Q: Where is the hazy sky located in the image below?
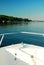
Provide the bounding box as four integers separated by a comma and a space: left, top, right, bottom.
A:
0, 0, 44, 20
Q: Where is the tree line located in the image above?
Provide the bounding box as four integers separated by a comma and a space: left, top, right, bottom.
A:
0, 15, 32, 25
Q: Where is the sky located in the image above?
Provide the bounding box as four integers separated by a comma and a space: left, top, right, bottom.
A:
0, 0, 44, 20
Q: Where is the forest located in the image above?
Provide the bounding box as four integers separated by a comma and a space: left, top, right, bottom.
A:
0, 15, 32, 25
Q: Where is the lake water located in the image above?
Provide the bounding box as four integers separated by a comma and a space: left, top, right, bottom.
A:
0, 21, 44, 34
0, 21, 44, 47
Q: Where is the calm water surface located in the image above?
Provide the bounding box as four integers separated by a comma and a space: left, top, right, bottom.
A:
0, 21, 44, 34
0, 21, 44, 47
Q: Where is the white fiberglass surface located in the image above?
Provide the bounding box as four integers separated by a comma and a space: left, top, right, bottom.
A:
3, 43, 44, 65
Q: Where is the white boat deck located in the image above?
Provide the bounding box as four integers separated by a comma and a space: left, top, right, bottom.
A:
0, 43, 44, 65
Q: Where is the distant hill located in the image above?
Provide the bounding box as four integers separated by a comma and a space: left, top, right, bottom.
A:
0, 15, 32, 25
